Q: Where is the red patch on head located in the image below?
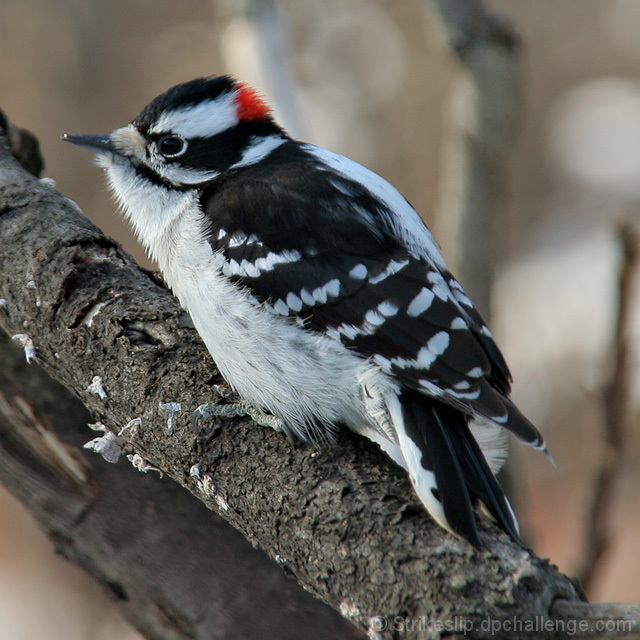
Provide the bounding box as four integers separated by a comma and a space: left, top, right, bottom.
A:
235, 83, 272, 121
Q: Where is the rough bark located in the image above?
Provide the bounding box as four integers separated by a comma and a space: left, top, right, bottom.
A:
0, 117, 361, 640
1, 118, 639, 640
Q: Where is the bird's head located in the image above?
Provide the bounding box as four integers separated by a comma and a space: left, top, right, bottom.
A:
62, 75, 286, 190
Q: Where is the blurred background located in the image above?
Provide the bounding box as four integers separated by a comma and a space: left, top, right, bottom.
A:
1, 0, 640, 638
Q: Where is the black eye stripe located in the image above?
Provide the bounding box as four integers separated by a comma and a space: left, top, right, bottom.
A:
133, 162, 190, 191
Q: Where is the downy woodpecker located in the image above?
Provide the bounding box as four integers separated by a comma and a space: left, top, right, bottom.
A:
63, 75, 548, 547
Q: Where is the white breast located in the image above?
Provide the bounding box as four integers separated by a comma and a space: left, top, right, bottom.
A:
103, 156, 381, 441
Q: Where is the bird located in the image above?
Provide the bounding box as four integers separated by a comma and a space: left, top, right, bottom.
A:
63, 75, 548, 547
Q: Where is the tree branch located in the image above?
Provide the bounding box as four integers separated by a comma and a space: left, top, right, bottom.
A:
578, 215, 640, 590
429, 0, 521, 320
0, 117, 638, 639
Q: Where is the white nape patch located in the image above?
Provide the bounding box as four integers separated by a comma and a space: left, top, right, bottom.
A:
469, 417, 509, 475
368, 259, 410, 285
349, 263, 368, 280
230, 135, 286, 169
306, 145, 449, 269
407, 287, 435, 317
150, 91, 239, 139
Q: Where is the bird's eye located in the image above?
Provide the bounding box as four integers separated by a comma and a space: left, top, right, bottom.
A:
157, 135, 187, 158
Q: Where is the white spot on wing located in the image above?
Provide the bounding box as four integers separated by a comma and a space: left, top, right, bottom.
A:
221, 249, 301, 278
273, 299, 289, 315
364, 309, 386, 327
416, 331, 450, 367
407, 287, 435, 317
453, 290, 474, 308
378, 301, 399, 317
300, 288, 315, 306
447, 387, 481, 401
286, 292, 303, 312
349, 263, 368, 279
371, 331, 450, 372
369, 259, 409, 285
312, 279, 340, 304
427, 271, 452, 301
228, 231, 247, 247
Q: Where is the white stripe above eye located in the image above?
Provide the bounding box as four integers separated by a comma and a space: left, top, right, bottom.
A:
149, 91, 239, 138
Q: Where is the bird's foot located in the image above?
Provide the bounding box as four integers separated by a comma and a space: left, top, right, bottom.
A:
192, 385, 287, 435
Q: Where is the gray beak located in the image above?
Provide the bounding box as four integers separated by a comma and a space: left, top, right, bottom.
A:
61, 133, 113, 153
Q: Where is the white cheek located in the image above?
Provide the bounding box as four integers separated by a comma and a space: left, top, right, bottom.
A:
159, 163, 219, 185
101, 157, 195, 264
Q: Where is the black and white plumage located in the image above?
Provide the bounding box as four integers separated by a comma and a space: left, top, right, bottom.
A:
63, 75, 548, 547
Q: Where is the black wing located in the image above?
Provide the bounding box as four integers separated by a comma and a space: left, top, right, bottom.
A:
200, 142, 542, 446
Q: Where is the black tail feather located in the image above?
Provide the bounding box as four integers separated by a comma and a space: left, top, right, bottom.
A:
446, 419, 522, 544
402, 393, 480, 547
400, 391, 521, 547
